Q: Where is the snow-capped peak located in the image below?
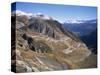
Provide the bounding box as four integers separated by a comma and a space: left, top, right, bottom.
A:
64, 18, 97, 25
33, 12, 52, 20
12, 10, 33, 17
66, 19, 84, 24
12, 10, 52, 20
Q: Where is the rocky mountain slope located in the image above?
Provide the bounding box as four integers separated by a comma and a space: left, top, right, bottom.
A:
11, 11, 97, 73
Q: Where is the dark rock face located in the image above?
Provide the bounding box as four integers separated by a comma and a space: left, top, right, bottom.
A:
80, 29, 97, 54
22, 34, 35, 51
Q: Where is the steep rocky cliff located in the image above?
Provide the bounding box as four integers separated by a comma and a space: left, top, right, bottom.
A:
11, 12, 97, 73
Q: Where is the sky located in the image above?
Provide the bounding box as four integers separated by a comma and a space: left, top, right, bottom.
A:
12, 2, 97, 23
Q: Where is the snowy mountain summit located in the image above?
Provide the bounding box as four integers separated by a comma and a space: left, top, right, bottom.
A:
12, 10, 52, 20
66, 19, 84, 24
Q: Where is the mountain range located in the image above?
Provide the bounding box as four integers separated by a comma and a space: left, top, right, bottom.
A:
63, 19, 97, 36
11, 10, 97, 73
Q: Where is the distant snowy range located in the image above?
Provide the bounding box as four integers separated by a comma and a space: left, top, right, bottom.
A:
63, 19, 97, 36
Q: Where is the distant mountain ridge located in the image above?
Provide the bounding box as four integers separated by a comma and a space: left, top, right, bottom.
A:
63, 19, 97, 36
65, 19, 97, 24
